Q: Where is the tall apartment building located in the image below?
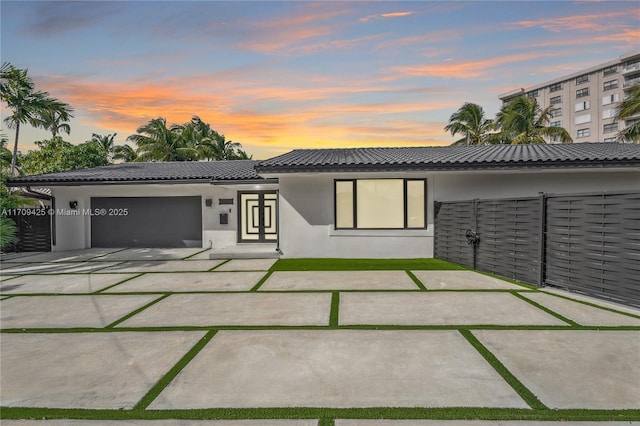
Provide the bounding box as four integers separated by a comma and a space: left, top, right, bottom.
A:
499, 51, 640, 143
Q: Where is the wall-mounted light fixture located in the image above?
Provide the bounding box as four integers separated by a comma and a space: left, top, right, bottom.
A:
69, 201, 78, 209
205, 198, 213, 207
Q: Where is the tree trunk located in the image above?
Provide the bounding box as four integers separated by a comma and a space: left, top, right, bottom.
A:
10, 122, 20, 177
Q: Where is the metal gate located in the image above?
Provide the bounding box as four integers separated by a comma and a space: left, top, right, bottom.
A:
435, 191, 640, 307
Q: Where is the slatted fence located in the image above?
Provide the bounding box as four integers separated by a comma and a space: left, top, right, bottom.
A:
2, 208, 52, 252
435, 191, 640, 307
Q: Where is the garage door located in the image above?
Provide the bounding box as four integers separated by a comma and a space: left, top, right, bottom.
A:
91, 196, 202, 248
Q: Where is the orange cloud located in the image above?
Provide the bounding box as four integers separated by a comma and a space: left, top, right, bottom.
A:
521, 28, 640, 49
34, 73, 457, 159
359, 10, 414, 22
389, 52, 558, 80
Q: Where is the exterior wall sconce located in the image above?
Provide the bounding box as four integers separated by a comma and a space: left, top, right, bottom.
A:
205, 199, 213, 207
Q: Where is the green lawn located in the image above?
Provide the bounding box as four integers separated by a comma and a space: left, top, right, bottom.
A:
271, 258, 467, 271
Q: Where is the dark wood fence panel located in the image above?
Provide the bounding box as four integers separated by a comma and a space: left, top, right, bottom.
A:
3, 209, 52, 252
476, 197, 542, 285
434, 201, 475, 269
435, 191, 640, 307
545, 192, 640, 306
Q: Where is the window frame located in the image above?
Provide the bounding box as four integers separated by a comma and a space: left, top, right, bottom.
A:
602, 65, 618, 76
334, 178, 427, 230
576, 128, 590, 138
550, 107, 562, 117
576, 87, 589, 98
549, 83, 563, 93
575, 74, 589, 85
603, 122, 619, 133
603, 80, 618, 91
550, 95, 562, 105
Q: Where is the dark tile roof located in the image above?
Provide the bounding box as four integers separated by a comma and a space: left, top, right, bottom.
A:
8, 160, 263, 186
256, 143, 640, 173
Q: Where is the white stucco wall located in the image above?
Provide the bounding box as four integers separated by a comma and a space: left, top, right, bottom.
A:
49, 183, 241, 251
276, 168, 639, 259
277, 173, 434, 259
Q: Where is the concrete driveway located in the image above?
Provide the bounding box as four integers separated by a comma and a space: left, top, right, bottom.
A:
1, 248, 639, 423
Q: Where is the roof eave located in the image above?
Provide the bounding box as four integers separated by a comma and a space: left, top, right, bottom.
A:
6, 177, 219, 187
255, 160, 640, 174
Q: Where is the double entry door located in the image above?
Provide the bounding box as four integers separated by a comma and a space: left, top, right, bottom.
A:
238, 191, 278, 243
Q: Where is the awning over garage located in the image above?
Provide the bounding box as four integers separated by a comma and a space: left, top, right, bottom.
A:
91, 196, 202, 248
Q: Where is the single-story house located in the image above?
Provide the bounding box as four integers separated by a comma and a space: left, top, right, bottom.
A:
7, 143, 640, 259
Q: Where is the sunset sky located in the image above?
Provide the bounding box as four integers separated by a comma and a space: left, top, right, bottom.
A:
2, 1, 639, 159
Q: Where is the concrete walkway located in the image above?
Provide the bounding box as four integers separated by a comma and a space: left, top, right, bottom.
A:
1, 251, 639, 422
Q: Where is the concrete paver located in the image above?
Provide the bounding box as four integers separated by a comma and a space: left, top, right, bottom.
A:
214, 259, 278, 271
104, 272, 265, 292
473, 330, 640, 409
0, 294, 158, 328
1, 263, 26, 273
8, 248, 123, 263
521, 292, 640, 326
1, 261, 122, 274
0, 331, 205, 408
118, 293, 332, 327
0, 273, 139, 294
411, 271, 525, 290
339, 292, 566, 326
93, 248, 204, 261
151, 329, 527, 409
97, 260, 224, 273
541, 287, 640, 316
0, 252, 44, 261
260, 271, 418, 291
336, 422, 640, 426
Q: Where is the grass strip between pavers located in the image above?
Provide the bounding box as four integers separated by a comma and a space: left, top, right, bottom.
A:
94, 272, 146, 294
459, 329, 547, 410
209, 259, 231, 271
134, 329, 217, 409
250, 270, 274, 291
318, 418, 335, 426
104, 294, 170, 328
182, 247, 213, 260
271, 258, 466, 271
540, 290, 640, 319
2, 407, 639, 421
330, 292, 340, 328
511, 292, 580, 326
406, 270, 427, 290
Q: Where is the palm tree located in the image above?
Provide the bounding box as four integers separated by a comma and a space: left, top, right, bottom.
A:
205, 135, 242, 160
1, 63, 52, 175
494, 95, 572, 144
127, 117, 199, 161
90, 133, 117, 160
445, 103, 495, 145
37, 104, 74, 137
233, 149, 252, 160
615, 83, 640, 143
112, 144, 139, 162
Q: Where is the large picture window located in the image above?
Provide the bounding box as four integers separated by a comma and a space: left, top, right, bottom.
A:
334, 179, 426, 229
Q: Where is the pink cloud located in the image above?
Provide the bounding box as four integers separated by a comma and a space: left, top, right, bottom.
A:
515, 10, 633, 32
389, 52, 558, 80
359, 10, 414, 22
